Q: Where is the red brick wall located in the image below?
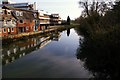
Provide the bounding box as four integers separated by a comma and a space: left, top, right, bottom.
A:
17, 20, 35, 33
0, 27, 18, 37
1, 28, 8, 37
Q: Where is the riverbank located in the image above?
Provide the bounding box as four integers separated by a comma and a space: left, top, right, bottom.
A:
1, 25, 77, 45
76, 1, 120, 79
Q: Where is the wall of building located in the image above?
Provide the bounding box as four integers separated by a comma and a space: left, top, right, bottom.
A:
0, 4, 62, 37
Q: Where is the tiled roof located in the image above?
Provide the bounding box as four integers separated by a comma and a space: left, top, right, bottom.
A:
2, 6, 35, 20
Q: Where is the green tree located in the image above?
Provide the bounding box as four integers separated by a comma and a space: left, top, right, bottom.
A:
67, 16, 70, 25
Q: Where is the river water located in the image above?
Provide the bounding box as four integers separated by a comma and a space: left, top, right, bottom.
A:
2, 28, 92, 78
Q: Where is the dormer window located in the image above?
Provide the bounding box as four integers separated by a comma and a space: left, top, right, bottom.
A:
16, 11, 19, 16
20, 12, 23, 16
7, 10, 11, 15
0, 10, 4, 15
12, 20, 16, 24
8, 12, 11, 15
34, 13, 37, 18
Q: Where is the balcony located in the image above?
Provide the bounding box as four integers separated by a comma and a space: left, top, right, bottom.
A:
40, 21, 50, 25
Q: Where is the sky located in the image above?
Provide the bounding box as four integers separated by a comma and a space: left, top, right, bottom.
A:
1, 0, 82, 20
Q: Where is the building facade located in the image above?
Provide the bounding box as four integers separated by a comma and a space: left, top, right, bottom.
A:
50, 14, 62, 25
0, 1, 62, 37
0, 7, 17, 37
38, 10, 50, 31
0, 6, 38, 37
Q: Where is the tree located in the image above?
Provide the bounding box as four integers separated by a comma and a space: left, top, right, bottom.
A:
79, 0, 113, 17
67, 16, 70, 25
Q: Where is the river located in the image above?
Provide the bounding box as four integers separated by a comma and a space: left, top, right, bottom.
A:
2, 28, 92, 78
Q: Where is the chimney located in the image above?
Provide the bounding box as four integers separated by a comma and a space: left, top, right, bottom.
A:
2, 0, 10, 4
33, 2, 36, 10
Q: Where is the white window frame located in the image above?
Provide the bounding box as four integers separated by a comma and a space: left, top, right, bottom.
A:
12, 19, 16, 24
20, 12, 23, 16
6, 21, 7, 24
0, 28, 2, 33
0, 9, 4, 15
3, 28, 6, 33
8, 28, 10, 33
26, 26, 29, 30
7, 10, 11, 15
11, 28, 14, 32
16, 11, 19, 16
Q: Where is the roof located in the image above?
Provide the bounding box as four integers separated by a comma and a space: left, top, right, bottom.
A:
2, 6, 35, 20
2, 6, 33, 12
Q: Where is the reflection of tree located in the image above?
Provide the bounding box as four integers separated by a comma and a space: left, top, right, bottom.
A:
76, 34, 120, 79
67, 28, 70, 36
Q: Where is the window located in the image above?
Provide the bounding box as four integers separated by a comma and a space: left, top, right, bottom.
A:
20, 20, 23, 23
8, 28, 10, 33
11, 28, 14, 32
3, 28, 6, 33
6, 21, 7, 24
0, 10, 4, 15
26, 27, 28, 30
12, 20, 14, 24
34, 13, 37, 18
2, 17, 4, 20
20, 12, 23, 16
5, 10, 7, 14
7, 11, 11, 15
0, 28, 2, 33
16, 11, 19, 16
12, 19, 16, 24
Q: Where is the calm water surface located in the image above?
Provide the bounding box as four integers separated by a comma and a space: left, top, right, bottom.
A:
2, 28, 92, 78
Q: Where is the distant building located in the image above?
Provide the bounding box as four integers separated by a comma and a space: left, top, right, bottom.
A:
50, 14, 61, 25
38, 10, 50, 31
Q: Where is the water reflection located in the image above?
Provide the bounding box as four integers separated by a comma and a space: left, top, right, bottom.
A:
2, 31, 61, 65
76, 34, 120, 79
67, 28, 70, 36
2, 28, 92, 78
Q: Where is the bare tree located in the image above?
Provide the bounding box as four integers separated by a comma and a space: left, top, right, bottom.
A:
79, 0, 113, 17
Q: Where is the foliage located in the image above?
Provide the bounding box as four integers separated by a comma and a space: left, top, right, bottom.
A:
67, 16, 71, 25
76, 0, 120, 79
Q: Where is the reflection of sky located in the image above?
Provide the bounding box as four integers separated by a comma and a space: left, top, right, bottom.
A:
3, 29, 92, 78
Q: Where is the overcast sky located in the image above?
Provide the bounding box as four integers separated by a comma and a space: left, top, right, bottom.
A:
3, 0, 82, 20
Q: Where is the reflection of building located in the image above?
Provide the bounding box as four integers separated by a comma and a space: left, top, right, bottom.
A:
52, 32, 61, 41
2, 33, 57, 65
